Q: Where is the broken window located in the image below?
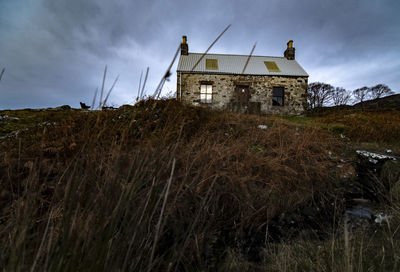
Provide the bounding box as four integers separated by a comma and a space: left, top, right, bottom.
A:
264, 61, 281, 72
200, 84, 212, 103
272, 87, 284, 106
205, 59, 219, 70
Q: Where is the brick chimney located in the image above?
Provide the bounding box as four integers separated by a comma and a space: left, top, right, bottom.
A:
180, 35, 188, 55
284, 40, 295, 60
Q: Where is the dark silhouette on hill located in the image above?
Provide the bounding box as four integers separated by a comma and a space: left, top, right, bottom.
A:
80, 102, 90, 110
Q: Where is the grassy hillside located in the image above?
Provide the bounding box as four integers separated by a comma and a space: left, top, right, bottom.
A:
1, 100, 400, 271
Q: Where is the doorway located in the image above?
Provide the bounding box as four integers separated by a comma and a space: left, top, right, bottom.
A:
234, 85, 250, 103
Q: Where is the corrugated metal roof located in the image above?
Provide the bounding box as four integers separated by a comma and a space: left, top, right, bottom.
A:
177, 52, 308, 77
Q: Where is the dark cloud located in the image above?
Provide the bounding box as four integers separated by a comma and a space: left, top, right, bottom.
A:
1, 0, 399, 109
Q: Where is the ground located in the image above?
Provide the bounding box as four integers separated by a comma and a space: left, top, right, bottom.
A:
1, 100, 400, 271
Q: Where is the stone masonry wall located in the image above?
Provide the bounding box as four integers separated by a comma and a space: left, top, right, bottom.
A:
177, 73, 308, 115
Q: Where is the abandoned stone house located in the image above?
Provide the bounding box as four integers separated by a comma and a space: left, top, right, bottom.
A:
176, 36, 309, 115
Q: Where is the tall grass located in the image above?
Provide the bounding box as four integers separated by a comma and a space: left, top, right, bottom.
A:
1, 99, 398, 270
218, 204, 400, 271
314, 110, 400, 142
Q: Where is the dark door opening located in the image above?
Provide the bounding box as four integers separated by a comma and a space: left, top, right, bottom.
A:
230, 85, 260, 114
235, 85, 250, 103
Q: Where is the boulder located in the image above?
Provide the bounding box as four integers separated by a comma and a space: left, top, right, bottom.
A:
56, 105, 71, 111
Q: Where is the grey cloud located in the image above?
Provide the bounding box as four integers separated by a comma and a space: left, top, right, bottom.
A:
1, 0, 399, 109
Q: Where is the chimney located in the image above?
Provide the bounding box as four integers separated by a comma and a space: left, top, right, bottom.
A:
180, 35, 188, 55
284, 40, 295, 60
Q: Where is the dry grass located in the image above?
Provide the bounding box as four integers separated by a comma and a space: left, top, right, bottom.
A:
0, 99, 350, 271
313, 110, 400, 143
218, 201, 400, 272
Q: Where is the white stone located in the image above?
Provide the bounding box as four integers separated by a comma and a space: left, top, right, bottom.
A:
356, 150, 396, 161
374, 213, 392, 224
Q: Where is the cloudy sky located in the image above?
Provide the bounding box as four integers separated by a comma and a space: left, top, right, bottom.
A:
1, 0, 399, 109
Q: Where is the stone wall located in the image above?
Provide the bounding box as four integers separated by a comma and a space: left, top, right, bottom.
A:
177, 73, 308, 115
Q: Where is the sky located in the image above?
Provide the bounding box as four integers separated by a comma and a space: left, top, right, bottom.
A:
1, 0, 399, 109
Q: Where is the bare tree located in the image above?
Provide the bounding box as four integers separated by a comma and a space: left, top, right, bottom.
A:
370, 84, 394, 99
353, 86, 371, 106
331, 87, 351, 106
307, 82, 334, 109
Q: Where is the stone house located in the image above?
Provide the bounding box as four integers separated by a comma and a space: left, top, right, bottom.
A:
176, 36, 309, 115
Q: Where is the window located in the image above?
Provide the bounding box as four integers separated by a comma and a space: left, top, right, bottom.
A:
272, 87, 284, 106
200, 84, 212, 103
205, 59, 219, 70
264, 61, 281, 72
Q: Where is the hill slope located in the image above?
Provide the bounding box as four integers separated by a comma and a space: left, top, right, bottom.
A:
1, 99, 399, 271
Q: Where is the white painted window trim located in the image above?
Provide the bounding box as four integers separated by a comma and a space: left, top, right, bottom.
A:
200, 84, 212, 103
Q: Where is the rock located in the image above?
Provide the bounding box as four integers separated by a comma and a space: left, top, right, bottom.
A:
56, 105, 71, 110
356, 150, 396, 164
344, 201, 376, 233
0, 115, 19, 120
80, 102, 90, 110
346, 204, 372, 220
374, 213, 392, 224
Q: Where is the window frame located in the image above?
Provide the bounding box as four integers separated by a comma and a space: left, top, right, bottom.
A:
264, 61, 281, 72
200, 84, 213, 103
272, 86, 285, 106
205, 59, 219, 70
